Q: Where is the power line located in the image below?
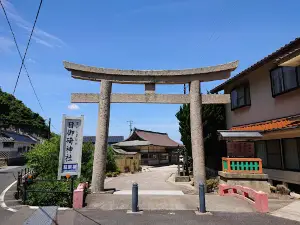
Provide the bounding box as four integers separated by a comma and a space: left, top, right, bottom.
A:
0, 0, 59, 134
1, 0, 44, 111
12, 0, 43, 95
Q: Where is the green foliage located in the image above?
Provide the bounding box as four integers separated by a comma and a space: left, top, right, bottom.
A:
81, 141, 94, 181
26, 136, 60, 178
106, 146, 117, 172
0, 88, 48, 137
176, 102, 227, 170
175, 104, 192, 157
25, 136, 119, 206
26, 180, 72, 207
26, 137, 118, 180
26, 138, 95, 181
206, 178, 219, 193
106, 172, 112, 177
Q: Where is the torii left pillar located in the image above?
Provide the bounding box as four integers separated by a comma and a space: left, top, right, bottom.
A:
91, 80, 112, 192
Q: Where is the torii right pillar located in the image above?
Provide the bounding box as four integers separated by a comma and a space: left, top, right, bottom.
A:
190, 80, 206, 190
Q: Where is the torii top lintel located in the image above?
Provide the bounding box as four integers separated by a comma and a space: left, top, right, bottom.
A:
63, 60, 238, 84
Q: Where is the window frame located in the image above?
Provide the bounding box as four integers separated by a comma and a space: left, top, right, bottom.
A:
270, 66, 300, 97
281, 138, 300, 172
3, 142, 14, 148
230, 82, 251, 110
255, 138, 300, 172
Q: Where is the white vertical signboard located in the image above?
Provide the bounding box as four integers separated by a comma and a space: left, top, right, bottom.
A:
57, 115, 84, 180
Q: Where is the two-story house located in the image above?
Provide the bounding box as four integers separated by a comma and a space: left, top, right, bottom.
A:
211, 38, 300, 188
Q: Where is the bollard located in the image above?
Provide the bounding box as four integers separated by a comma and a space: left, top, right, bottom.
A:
198, 182, 206, 213
132, 183, 138, 212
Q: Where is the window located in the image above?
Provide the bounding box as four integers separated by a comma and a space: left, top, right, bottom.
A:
255, 138, 300, 171
282, 67, 297, 90
231, 83, 251, 110
3, 142, 14, 148
255, 141, 268, 167
282, 138, 300, 171
160, 153, 169, 160
270, 66, 299, 96
266, 140, 282, 169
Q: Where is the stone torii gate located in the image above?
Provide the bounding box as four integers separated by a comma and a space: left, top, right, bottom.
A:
63, 60, 238, 193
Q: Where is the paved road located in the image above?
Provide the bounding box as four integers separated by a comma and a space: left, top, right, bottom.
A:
4, 207, 300, 225
0, 166, 22, 225
105, 165, 183, 191
62, 209, 300, 225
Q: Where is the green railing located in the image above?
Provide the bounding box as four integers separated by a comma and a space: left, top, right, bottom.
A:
222, 157, 262, 174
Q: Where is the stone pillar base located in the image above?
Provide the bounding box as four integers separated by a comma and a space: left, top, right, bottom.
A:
218, 171, 270, 194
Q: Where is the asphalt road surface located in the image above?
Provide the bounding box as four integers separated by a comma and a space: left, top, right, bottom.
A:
0, 166, 22, 225
60, 209, 300, 225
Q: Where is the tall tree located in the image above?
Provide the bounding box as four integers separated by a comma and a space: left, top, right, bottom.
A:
176, 103, 227, 170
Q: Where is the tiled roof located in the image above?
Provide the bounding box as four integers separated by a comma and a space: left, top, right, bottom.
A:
211, 37, 300, 93
1, 131, 37, 144
125, 128, 180, 147
83, 136, 124, 144
112, 147, 138, 155
230, 115, 300, 132
0, 137, 14, 142
113, 140, 151, 147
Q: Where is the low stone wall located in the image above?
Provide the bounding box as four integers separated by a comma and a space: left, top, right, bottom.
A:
218, 171, 270, 194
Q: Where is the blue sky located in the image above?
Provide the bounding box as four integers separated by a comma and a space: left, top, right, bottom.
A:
0, 0, 299, 142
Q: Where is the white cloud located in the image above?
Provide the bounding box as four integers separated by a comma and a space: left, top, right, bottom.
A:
0, 36, 14, 52
1, 0, 64, 48
68, 104, 80, 110
27, 58, 36, 63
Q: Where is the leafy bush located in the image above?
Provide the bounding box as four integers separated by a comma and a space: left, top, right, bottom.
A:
25, 137, 118, 206
106, 146, 117, 172
25, 180, 73, 207
112, 172, 118, 177
206, 178, 219, 193
26, 136, 60, 178
106, 172, 112, 177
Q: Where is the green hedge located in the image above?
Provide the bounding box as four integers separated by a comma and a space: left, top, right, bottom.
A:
25, 180, 73, 207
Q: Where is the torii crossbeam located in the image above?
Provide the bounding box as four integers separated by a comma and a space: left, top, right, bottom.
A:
63, 60, 238, 193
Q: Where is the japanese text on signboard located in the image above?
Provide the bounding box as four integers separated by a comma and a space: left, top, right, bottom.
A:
64, 120, 81, 164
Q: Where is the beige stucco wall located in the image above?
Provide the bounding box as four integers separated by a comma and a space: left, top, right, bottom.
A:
225, 61, 300, 129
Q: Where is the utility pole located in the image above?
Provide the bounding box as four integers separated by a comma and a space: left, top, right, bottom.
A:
48, 118, 51, 140
127, 120, 133, 135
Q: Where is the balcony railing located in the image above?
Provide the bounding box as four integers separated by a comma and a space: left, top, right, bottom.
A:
222, 157, 263, 174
